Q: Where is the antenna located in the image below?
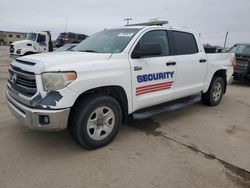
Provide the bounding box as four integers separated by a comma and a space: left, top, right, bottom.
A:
224, 31, 229, 48
124, 18, 132, 25
64, 17, 68, 32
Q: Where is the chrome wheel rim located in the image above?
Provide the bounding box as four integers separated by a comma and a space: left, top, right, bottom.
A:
87, 106, 115, 141
212, 82, 222, 102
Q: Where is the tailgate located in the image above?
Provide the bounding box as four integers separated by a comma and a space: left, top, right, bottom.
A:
234, 55, 250, 74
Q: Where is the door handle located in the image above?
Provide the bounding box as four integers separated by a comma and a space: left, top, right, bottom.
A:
199, 59, 207, 63
134, 66, 142, 71
166, 62, 176, 66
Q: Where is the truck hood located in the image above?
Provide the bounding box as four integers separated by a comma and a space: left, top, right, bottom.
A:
12, 40, 35, 48
14, 51, 112, 74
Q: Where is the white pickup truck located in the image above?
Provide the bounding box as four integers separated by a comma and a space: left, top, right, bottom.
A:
7, 25, 235, 149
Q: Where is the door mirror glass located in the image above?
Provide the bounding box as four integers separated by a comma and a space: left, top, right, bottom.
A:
132, 43, 162, 59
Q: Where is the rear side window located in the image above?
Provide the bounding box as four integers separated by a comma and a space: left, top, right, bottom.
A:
173, 31, 198, 55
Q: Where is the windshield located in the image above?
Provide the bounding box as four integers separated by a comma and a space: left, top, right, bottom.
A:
228, 44, 250, 55
26, 33, 37, 41
72, 28, 140, 53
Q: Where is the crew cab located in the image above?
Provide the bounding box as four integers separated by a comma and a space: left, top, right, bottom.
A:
6, 25, 235, 149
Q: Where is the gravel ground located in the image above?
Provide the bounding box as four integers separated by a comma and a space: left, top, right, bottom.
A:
0, 46, 249, 188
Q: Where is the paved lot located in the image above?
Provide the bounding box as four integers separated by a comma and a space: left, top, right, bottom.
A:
0, 46, 250, 188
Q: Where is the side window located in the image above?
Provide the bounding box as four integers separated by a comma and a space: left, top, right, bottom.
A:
173, 31, 198, 55
134, 30, 170, 57
37, 34, 46, 43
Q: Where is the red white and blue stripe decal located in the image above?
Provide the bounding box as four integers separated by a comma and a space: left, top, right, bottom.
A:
136, 81, 174, 96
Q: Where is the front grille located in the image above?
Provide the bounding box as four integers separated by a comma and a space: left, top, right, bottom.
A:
235, 59, 249, 74
8, 65, 37, 97
10, 45, 14, 53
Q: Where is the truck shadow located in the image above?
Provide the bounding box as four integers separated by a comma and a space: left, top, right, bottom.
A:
232, 80, 250, 87
126, 101, 204, 136
11, 99, 209, 156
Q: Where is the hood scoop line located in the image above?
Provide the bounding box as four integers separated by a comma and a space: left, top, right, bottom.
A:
16, 59, 36, 66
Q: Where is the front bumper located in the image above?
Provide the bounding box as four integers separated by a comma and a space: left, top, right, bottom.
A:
10, 54, 21, 60
6, 91, 70, 131
233, 72, 250, 80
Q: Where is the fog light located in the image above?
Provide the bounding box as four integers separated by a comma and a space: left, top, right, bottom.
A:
39, 115, 50, 125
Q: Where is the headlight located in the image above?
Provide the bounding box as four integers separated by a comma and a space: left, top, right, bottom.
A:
42, 72, 77, 91
16, 49, 21, 54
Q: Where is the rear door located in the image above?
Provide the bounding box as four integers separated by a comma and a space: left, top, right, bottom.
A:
130, 30, 177, 111
171, 31, 207, 98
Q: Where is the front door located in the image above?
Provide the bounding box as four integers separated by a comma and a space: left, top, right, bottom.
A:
36, 34, 48, 53
130, 30, 177, 111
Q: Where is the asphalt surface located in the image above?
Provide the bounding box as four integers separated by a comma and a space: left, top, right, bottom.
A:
0, 46, 250, 188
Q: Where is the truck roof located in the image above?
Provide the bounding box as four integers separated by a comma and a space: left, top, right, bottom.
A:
114, 25, 196, 34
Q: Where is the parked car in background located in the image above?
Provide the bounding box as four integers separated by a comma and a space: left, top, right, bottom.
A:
56, 43, 77, 51
228, 43, 250, 81
55, 32, 88, 47
204, 44, 224, 53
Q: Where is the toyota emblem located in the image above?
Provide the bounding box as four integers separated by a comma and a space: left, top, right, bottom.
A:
10, 73, 17, 84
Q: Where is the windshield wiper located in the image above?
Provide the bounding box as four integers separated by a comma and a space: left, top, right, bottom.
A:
78, 50, 99, 53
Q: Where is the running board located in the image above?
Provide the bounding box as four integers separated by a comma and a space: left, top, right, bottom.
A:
132, 95, 201, 120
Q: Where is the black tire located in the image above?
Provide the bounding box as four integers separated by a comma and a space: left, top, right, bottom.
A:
202, 76, 225, 106
69, 94, 122, 150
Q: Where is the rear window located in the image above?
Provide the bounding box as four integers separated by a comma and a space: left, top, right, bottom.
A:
173, 31, 198, 55
228, 44, 250, 55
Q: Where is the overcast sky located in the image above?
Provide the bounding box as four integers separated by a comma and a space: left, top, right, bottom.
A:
1, 0, 250, 47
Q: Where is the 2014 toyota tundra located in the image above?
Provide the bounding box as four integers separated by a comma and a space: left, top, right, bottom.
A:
6, 25, 235, 149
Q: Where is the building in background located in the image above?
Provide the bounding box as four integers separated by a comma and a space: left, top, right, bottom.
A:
0, 31, 27, 46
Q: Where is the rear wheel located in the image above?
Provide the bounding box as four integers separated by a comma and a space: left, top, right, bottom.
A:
202, 77, 225, 106
69, 94, 122, 149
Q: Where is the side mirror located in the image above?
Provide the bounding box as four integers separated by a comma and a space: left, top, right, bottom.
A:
132, 43, 162, 59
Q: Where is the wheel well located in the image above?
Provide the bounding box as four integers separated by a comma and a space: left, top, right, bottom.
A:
72, 86, 129, 123
213, 69, 227, 93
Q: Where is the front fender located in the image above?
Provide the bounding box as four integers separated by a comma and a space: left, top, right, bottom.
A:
21, 47, 37, 55
203, 66, 227, 93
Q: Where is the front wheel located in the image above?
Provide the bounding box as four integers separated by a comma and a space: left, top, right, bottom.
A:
69, 95, 122, 149
202, 77, 225, 106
